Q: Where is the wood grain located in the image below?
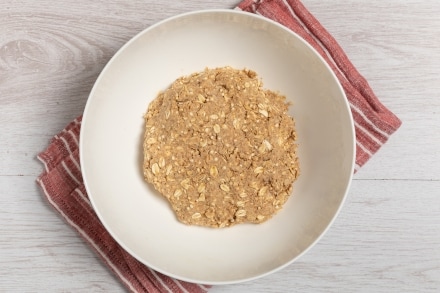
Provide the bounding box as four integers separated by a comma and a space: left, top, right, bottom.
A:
1, 0, 439, 292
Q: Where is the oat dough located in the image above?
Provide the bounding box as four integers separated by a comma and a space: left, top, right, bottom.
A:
143, 67, 299, 228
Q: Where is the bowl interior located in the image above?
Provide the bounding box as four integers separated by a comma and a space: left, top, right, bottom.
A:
81, 10, 355, 284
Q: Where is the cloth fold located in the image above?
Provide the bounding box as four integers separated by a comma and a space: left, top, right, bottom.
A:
37, 1, 401, 292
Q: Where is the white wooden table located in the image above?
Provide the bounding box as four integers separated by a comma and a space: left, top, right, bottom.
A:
1, 1, 439, 292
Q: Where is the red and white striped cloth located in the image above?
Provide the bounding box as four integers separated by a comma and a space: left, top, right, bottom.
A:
37, 1, 401, 292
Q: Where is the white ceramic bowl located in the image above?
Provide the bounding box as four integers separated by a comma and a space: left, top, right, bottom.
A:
80, 10, 355, 284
